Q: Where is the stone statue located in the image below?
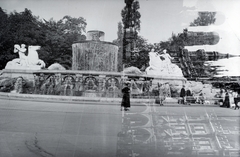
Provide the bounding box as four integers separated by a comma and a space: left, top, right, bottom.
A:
145, 49, 183, 77
159, 49, 174, 71
159, 49, 173, 65
5, 45, 46, 70
14, 44, 28, 66
148, 49, 162, 70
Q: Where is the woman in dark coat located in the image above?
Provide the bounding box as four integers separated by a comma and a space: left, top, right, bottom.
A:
223, 90, 230, 108
121, 82, 131, 111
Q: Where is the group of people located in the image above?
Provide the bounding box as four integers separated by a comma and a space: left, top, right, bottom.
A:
218, 89, 240, 110
179, 85, 200, 105
121, 82, 240, 110
179, 85, 240, 110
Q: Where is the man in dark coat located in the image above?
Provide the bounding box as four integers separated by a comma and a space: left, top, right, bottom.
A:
180, 85, 186, 104
121, 82, 131, 111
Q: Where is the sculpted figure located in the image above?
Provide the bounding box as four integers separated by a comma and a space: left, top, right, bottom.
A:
14, 44, 28, 66
145, 49, 183, 77
159, 49, 173, 71
5, 45, 46, 70
159, 49, 173, 65
148, 49, 162, 70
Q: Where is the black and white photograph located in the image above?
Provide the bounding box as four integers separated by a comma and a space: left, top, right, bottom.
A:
0, 0, 240, 156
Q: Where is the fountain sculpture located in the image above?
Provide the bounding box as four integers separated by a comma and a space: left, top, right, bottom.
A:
145, 49, 184, 77
5, 45, 45, 70
0, 30, 186, 99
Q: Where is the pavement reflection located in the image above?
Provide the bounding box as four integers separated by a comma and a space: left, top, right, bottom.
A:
117, 103, 240, 157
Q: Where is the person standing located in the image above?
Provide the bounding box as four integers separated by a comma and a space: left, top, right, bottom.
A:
234, 91, 240, 110
186, 88, 192, 105
223, 89, 230, 108
121, 82, 131, 111
180, 85, 186, 104
156, 83, 165, 106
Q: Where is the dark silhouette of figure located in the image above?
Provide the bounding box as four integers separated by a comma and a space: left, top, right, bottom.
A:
180, 85, 186, 104
186, 89, 193, 105
223, 90, 230, 108
121, 82, 131, 111
234, 91, 240, 110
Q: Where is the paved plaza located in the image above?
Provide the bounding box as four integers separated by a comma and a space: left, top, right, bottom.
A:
0, 97, 239, 157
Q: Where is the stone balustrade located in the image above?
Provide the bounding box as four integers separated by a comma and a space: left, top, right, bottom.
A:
30, 70, 186, 98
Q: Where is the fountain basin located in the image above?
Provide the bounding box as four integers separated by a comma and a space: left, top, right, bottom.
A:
72, 41, 118, 72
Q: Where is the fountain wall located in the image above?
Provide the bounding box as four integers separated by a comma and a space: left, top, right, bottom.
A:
0, 30, 187, 99
0, 69, 186, 98
72, 30, 118, 72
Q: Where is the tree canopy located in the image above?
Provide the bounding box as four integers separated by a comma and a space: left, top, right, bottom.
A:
190, 12, 216, 26
0, 7, 87, 70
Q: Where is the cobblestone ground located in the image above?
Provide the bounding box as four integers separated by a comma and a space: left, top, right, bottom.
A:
0, 98, 239, 157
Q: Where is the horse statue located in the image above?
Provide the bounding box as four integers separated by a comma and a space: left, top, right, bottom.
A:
5, 44, 46, 70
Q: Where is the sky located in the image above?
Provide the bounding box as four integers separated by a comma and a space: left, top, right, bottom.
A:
1, 0, 240, 44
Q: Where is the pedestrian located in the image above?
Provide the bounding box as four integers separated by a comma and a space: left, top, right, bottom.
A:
186, 88, 192, 105
180, 85, 186, 104
121, 82, 131, 111
234, 91, 240, 110
220, 89, 226, 107
229, 90, 235, 108
157, 83, 165, 106
223, 89, 230, 108
199, 92, 205, 104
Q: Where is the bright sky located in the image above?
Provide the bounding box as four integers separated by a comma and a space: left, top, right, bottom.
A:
1, 0, 240, 44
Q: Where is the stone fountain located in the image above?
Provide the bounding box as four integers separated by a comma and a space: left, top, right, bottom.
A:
72, 30, 118, 72
0, 30, 186, 99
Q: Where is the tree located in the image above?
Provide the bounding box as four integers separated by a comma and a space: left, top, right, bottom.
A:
40, 16, 87, 69
129, 36, 152, 70
0, 8, 87, 70
121, 0, 141, 66
0, 8, 46, 69
121, 0, 141, 32
59, 16, 87, 34
0, 7, 12, 69
190, 12, 216, 26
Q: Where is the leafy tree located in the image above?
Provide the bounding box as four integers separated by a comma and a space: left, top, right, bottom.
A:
59, 16, 87, 34
0, 8, 46, 69
0, 7, 12, 69
37, 18, 65, 67
0, 8, 87, 70
130, 36, 152, 70
121, 0, 141, 32
190, 12, 216, 26
40, 16, 87, 69
121, 0, 141, 66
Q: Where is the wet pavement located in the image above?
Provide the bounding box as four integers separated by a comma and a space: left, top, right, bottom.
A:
0, 98, 239, 157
